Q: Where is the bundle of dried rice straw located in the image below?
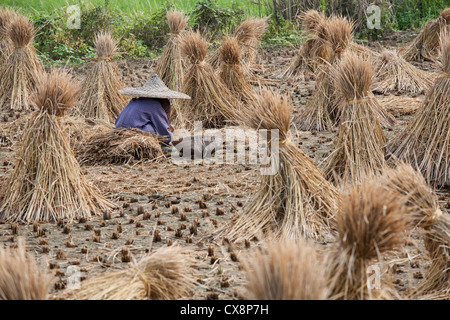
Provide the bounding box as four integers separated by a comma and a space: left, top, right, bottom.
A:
301, 9, 326, 35
179, 31, 241, 129
154, 10, 188, 126
400, 8, 450, 62
209, 17, 268, 84
212, 90, 339, 242
0, 69, 115, 223
64, 246, 192, 300
278, 10, 329, 79
0, 7, 17, 70
240, 17, 269, 76
0, 14, 43, 112
219, 36, 259, 107
76, 127, 166, 165
279, 37, 331, 80
380, 163, 449, 296
373, 49, 435, 95
324, 54, 390, 185
389, 32, 450, 187
326, 179, 408, 300
243, 240, 330, 300
0, 239, 51, 300
209, 17, 263, 69
295, 16, 354, 131
76, 31, 129, 122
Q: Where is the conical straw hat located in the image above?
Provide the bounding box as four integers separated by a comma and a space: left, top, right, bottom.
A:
119, 74, 190, 99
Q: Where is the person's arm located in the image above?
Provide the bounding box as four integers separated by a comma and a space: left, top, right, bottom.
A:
147, 101, 173, 144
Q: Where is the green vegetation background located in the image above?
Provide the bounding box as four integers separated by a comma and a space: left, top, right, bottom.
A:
2, 0, 448, 65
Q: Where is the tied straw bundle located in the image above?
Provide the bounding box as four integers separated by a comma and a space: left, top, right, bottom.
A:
295, 16, 355, 131
0, 239, 51, 300
324, 54, 390, 185
380, 163, 449, 296
64, 246, 192, 300
0, 7, 17, 70
76, 31, 129, 123
0, 14, 43, 112
278, 9, 330, 79
326, 179, 409, 300
0, 69, 115, 223
243, 240, 330, 300
212, 90, 339, 242
389, 31, 450, 187
209, 17, 267, 69
400, 8, 450, 62
154, 10, 188, 126
219, 36, 259, 107
209, 17, 268, 84
178, 31, 241, 129
240, 16, 269, 79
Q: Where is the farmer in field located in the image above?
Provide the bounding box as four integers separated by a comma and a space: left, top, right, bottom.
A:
116, 74, 190, 145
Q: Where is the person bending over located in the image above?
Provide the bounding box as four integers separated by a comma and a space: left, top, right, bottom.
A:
116, 74, 190, 145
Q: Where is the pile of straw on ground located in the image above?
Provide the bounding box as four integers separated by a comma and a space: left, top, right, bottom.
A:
0, 115, 29, 147
63, 116, 113, 147
243, 240, 330, 300
0, 69, 115, 223
381, 163, 449, 296
295, 16, 354, 131
76, 127, 165, 165
213, 90, 339, 242
178, 31, 241, 129
0, 14, 42, 112
326, 179, 408, 300
373, 49, 435, 95
377, 95, 423, 116
389, 33, 450, 187
64, 246, 192, 300
218, 36, 259, 107
76, 31, 129, 122
324, 54, 388, 185
400, 8, 450, 62
0, 239, 51, 300
0, 8, 17, 70
154, 10, 188, 126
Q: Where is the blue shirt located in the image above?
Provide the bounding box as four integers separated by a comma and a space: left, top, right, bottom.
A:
115, 98, 173, 144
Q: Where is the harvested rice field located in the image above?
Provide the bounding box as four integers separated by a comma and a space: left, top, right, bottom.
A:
0, 8, 449, 301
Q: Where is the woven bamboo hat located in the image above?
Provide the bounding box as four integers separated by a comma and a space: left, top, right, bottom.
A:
119, 74, 191, 99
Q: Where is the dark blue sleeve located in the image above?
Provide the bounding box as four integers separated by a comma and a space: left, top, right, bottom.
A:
147, 102, 173, 144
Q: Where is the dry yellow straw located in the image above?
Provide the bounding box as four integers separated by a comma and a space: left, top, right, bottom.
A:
0, 69, 115, 223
